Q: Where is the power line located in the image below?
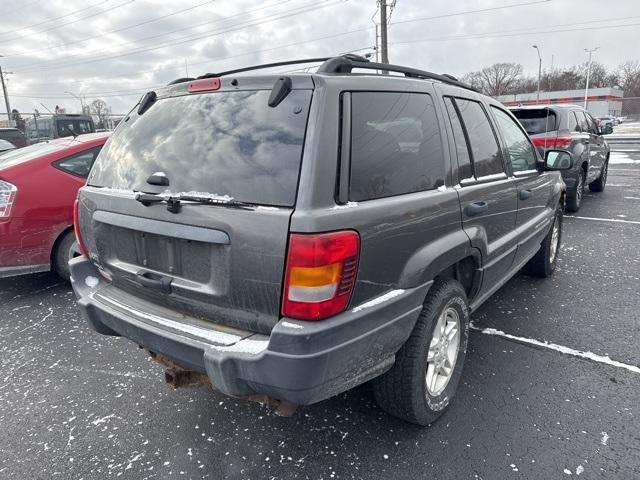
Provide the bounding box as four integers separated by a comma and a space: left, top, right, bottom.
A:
393, 19, 640, 45
389, 0, 551, 26
1, 0, 230, 58
10, 0, 348, 73
4, 0, 134, 42
0, 0, 109, 37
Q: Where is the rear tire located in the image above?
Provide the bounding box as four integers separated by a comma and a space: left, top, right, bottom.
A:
52, 230, 77, 281
523, 204, 563, 278
565, 170, 584, 213
589, 160, 608, 192
372, 279, 469, 426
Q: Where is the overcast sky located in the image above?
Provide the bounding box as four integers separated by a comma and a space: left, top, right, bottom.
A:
1, 0, 638, 116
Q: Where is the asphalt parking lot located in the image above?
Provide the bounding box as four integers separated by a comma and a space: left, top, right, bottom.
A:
1, 148, 639, 480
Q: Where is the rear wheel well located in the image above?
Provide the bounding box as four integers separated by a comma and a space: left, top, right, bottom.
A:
434, 256, 479, 301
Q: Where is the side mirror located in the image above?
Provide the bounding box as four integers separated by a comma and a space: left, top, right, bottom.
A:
545, 149, 573, 170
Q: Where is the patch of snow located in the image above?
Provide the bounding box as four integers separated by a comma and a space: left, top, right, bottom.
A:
332, 201, 359, 210
209, 338, 269, 355
564, 468, 572, 475
96, 294, 242, 346
471, 325, 640, 374
437, 185, 447, 192
601, 432, 609, 445
92, 414, 117, 426
256, 206, 280, 211
168, 191, 234, 202
576, 465, 584, 475
609, 152, 640, 164
352, 289, 405, 313
280, 321, 304, 329
85, 276, 99, 288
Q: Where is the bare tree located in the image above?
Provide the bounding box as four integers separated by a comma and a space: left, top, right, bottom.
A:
89, 99, 111, 129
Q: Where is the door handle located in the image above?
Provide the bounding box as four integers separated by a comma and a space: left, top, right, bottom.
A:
464, 201, 488, 217
136, 270, 173, 294
519, 189, 532, 200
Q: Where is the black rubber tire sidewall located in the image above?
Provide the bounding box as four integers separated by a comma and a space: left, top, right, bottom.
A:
372, 279, 470, 426
52, 230, 76, 281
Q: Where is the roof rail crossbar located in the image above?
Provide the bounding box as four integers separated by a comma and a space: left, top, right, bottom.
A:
317, 56, 478, 92
197, 58, 331, 79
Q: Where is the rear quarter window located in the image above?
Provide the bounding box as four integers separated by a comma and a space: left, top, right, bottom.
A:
349, 91, 445, 201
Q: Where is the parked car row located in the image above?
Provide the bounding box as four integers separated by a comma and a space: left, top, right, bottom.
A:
1, 55, 609, 426
0, 114, 96, 153
0, 133, 109, 279
510, 104, 610, 212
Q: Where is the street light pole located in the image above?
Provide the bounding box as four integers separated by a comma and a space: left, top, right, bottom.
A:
64, 91, 85, 114
379, 1, 388, 64
532, 45, 542, 105
583, 47, 599, 110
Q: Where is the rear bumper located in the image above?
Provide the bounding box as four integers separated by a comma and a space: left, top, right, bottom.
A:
70, 256, 430, 405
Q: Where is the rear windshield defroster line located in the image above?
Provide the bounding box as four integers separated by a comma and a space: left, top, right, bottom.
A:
88, 89, 313, 207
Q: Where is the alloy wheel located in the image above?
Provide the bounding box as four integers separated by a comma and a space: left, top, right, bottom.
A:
426, 307, 461, 396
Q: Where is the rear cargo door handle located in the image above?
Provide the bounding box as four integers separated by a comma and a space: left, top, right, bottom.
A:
464, 201, 488, 217
519, 189, 532, 200
136, 270, 173, 294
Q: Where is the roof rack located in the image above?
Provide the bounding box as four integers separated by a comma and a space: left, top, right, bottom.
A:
317, 55, 478, 92
166, 55, 477, 92
195, 58, 331, 80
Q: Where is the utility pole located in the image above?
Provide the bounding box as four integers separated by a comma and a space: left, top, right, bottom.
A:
379, 1, 388, 64
583, 47, 599, 110
0, 62, 13, 127
65, 91, 85, 114
532, 45, 542, 105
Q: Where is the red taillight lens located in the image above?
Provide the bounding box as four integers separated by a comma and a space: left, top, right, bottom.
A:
73, 197, 90, 257
0, 180, 17, 219
282, 231, 360, 320
532, 136, 572, 149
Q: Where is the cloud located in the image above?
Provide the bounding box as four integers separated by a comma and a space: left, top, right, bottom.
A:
1, 0, 638, 115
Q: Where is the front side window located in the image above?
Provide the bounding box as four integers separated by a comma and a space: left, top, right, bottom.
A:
454, 98, 504, 178
349, 91, 445, 201
575, 111, 590, 133
54, 146, 103, 178
491, 107, 538, 172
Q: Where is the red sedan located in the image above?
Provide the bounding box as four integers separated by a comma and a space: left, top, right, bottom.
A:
0, 132, 110, 280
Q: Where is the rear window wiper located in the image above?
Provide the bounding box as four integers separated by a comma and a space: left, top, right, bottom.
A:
134, 192, 256, 213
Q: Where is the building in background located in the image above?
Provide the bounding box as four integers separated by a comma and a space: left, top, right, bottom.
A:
497, 87, 624, 118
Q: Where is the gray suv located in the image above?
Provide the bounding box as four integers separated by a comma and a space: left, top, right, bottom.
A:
71, 55, 571, 425
510, 104, 609, 212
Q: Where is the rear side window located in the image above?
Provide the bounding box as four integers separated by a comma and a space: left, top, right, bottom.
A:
89, 90, 312, 207
510, 109, 557, 135
453, 98, 504, 178
349, 91, 444, 201
567, 112, 579, 132
53, 146, 102, 178
491, 107, 538, 172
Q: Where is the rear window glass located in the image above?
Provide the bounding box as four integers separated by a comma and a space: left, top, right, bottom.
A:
511, 109, 557, 135
88, 89, 312, 207
349, 91, 444, 201
56, 119, 94, 137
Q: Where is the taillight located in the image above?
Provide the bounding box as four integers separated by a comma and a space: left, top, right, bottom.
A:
282, 231, 360, 320
73, 197, 90, 257
531, 136, 572, 149
0, 180, 17, 219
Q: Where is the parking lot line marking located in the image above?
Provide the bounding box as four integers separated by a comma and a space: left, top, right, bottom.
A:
565, 216, 640, 225
470, 325, 640, 374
